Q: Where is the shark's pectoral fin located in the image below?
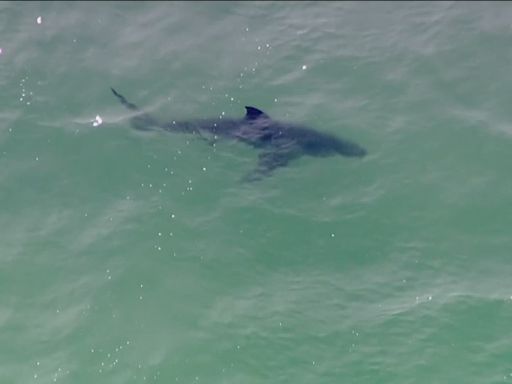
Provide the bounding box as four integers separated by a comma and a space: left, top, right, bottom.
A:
242, 149, 300, 182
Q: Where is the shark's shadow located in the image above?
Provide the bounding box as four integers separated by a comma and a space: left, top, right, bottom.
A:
111, 88, 366, 181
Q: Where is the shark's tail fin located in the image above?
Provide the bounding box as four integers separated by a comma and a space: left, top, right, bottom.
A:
111, 87, 139, 111
111, 87, 163, 131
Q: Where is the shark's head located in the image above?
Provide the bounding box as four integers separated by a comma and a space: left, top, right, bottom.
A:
302, 131, 367, 158
334, 138, 367, 157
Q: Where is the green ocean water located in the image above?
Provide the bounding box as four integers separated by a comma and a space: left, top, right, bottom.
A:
2, 1, 512, 382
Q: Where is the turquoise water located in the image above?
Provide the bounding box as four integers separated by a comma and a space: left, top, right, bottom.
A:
2, 1, 512, 383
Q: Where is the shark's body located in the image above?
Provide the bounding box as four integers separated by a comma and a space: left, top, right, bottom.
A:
111, 88, 366, 181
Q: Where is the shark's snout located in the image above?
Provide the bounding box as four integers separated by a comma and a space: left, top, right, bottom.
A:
351, 145, 367, 157
336, 140, 367, 158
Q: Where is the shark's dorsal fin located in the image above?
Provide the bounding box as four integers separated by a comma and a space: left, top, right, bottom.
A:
245, 106, 269, 120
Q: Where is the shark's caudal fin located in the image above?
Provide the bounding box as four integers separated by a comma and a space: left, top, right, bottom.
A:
111, 87, 163, 131
111, 87, 139, 111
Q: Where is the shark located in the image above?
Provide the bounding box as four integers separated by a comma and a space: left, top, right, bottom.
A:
111, 88, 366, 181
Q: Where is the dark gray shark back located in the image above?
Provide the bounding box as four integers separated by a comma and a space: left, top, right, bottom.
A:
111, 88, 366, 181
